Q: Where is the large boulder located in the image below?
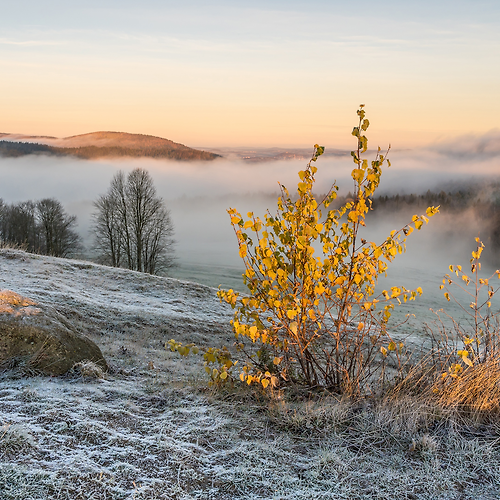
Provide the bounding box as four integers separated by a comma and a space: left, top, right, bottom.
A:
0, 289, 107, 375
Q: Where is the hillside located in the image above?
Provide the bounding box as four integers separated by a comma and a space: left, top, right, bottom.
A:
0, 132, 220, 161
1, 249, 500, 499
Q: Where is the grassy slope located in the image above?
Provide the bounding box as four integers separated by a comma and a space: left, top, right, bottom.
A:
0, 249, 499, 499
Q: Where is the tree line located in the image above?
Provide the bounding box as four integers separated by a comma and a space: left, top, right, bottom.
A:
0, 198, 81, 257
0, 140, 220, 161
371, 189, 486, 211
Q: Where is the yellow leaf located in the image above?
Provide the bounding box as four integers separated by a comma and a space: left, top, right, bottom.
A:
273, 357, 282, 365
351, 169, 364, 183
463, 357, 473, 367
219, 371, 228, 380
249, 325, 258, 340
261, 378, 270, 388
287, 309, 298, 319
388, 341, 396, 351
290, 322, 298, 335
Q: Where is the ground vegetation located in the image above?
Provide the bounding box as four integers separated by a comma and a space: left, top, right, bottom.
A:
1, 248, 500, 499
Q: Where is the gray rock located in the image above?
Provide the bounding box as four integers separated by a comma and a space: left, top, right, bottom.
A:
0, 290, 107, 375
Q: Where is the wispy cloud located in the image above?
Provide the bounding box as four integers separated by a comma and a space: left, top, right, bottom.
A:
0, 38, 61, 47
429, 131, 500, 158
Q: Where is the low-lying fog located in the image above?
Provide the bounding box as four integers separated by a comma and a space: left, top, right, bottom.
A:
1, 136, 499, 329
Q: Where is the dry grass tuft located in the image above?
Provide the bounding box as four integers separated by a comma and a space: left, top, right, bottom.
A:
72, 360, 105, 379
432, 353, 500, 418
0, 424, 36, 454
267, 396, 351, 434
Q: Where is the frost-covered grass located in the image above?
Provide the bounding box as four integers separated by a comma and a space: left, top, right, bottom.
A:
1, 249, 500, 499
2, 375, 500, 499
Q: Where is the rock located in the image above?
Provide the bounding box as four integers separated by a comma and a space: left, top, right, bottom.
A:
0, 289, 107, 376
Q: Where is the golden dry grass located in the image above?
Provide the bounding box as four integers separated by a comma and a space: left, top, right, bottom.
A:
432, 353, 500, 416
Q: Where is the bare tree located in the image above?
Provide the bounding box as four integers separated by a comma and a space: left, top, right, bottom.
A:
1, 201, 38, 250
36, 198, 81, 257
92, 191, 123, 268
92, 168, 175, 274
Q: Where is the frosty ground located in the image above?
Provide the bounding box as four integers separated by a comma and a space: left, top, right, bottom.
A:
0, 249, 499, 499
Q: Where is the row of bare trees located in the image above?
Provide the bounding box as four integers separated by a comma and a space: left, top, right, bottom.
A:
0, 168, 173, 274
0, 198, 81, 257
92, 168, 174, 274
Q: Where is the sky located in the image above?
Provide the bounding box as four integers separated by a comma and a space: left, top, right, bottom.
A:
1, 0, 499, 148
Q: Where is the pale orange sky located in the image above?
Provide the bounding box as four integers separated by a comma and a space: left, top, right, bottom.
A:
1, 1, 499, 149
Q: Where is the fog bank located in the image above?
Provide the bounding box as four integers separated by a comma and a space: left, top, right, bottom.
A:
1, 140, 499, 314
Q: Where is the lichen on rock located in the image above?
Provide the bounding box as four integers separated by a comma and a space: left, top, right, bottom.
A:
0, 289, 107, 376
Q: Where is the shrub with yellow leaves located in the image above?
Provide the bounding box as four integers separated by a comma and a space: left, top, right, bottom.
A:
217, 106, 438, 394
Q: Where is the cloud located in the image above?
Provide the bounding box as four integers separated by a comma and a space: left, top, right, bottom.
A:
0, 38, 61, 46
428, 130, 500, 159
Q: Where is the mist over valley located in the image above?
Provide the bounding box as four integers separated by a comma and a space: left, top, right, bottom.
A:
1, 132, 500, 330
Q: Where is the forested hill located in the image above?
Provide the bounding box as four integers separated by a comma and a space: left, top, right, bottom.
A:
0, 132, 221, 161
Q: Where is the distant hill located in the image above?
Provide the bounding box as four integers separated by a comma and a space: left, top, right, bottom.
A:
0, 131, 221, 161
